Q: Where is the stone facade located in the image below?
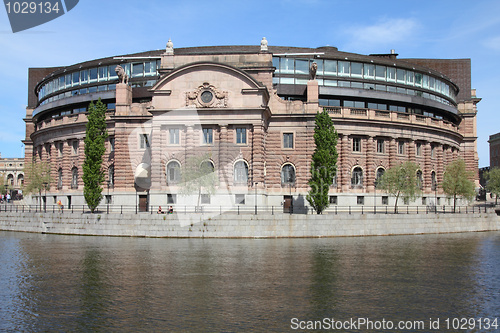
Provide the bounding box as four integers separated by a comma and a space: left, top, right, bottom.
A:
489, 132, 500, 168
23, 41, 480, 211
0, 154, 25, 197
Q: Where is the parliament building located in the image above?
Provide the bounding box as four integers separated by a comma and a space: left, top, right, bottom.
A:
23, 39, 480, 211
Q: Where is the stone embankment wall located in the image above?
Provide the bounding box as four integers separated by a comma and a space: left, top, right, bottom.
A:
0, 211, 499, 238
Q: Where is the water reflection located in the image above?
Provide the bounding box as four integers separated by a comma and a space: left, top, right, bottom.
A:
0, 231, 499, 332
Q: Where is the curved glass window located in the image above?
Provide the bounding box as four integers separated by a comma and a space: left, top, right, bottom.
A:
200, 160, 215, 174
234, 160, 248, 183
281, 164, 295, 185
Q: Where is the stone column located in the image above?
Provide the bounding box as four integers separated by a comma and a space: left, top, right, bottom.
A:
150, 122, 163, 190
436, 144, 444, 193
388, 138, 397, 167
340, 135, 349, 192
252, 124, 265, 185
423, 142, 432, 192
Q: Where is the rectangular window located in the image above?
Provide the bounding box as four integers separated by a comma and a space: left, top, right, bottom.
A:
375, 65, 386, 81
364, 64, 375, 79
422, 197, 427, 205
169, 128, 180, 145
329, 196, 337, 205
377, 139, 385, 153
431, 145, 435, 158
89, 68, 98, 82
98, 67, 108, 81
416, 142, 422, 156
235, 194, 245, 205
324, 60, 337, 75
283, 133, 294, 149
236, 128, 247, 144
397, 69, 406, 83
295, 59, 309, 74
140, 134, 150, 149
382, 196, 389, 205
167, 194, 177, 204
202, 128, 213, 144
357, 196, 365, 205
132, 63, 144, 78
351, 62, 363, 78
280, 58, 294, 74
338, 61, 350, 76
352, 137, 361, 152
72, 140, 78, 155
398, 141, 405, 155
201, 194, 210, 204
110, 137, 115, 152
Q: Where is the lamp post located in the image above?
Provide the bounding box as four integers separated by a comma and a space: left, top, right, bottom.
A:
254, 182, 258, 215
107, 180, 110, 214
42, 182, 48, 212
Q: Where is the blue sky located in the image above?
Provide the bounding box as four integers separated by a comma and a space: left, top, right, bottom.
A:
0, 0, 498, 167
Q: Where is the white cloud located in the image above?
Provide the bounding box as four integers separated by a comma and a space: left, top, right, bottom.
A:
343, 18, 419, 51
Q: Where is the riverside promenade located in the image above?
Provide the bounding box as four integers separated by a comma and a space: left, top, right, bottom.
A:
0, 204, 499, 238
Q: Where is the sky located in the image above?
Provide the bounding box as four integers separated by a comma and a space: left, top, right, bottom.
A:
0, 0, 498, 167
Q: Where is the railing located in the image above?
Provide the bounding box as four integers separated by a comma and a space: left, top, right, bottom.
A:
1, 202, 496, 216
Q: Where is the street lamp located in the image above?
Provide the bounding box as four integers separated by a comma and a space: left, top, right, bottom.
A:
254, 182, 258, 215
42, 182, 48, 212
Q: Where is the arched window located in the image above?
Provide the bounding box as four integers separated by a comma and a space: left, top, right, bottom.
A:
7, 174, 14, 186
351, 167, 363, 187
234, 160, 248, 184
431, 171, 437, 190
17, 174, 24, 187
166, 161, 181, 184
200, 160, 215, 174
281, 163, 295, 185
375, 167, 385, 187
57, 168, 63, 189
71, 167, 78, 189
416, 170, 423, 189
108, 165, 115, 188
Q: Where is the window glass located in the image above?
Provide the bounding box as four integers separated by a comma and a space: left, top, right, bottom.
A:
280, 77, 294, 84
281, 164, 295, 184
89, 86, 97, 93
352, 138, 361, 152
108, 65, 118, 79
324, 60, 337, 75
132, 63, 144, 77
89, 68, 98, 82
72, 72, 80, 86
415, 73, 422, 87
234, 161, 248, 183
236, 128, 246, 144
375, 84, 386, 91
315, 59, 324, 75
280, 58, 294, 74
351, 62, 363, 78
338, 81, 350, 87
58, 76, 65, 91
324, 79, 337, 86
203, 128, 213, 144
344, 100, 354, 108
169, 128, 179, 145
272, 57, 280, 71
65, 74, 72, 88
406, 71, 414, 85
338, 61, 350, 76
429, 77, 435, 90
364, 64, 375, 79
80, 70, 88, 84
422, 75, 429, 88
387, 67, 396, 82
351, 82, 363, 89
377, 140, 385, 154
351, 167, 363, 186
140, 134, 150, 149
283, 133, 294, 149
364, 83, 375, 90
98, 67, 108, 81
397, 69, 405, 83
167, 161, 181, 184
375, 65, 386, 80
295, 59, 309, 74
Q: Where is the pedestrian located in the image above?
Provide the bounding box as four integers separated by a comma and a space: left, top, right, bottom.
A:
57, 200, 63, 213
6, 193, 10, 203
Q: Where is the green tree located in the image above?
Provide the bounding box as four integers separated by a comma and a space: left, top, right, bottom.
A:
442, 159, 475, 212
23, 161, 51, 210
180, 153, 218, 208
378, 161, 421, 213
306, 109, 338, 214
83, 99, 108, 213
484, 167, 500, 205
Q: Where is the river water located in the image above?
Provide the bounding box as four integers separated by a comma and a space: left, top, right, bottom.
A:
0, 230, 499, 332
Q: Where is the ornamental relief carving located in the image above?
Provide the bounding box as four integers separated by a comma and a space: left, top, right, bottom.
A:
185, 82, 228, 108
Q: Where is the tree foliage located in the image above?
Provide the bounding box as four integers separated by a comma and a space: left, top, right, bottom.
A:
442, 159, 476, 212
306, 109, 338, 214
484, 167, 500, 205
83, 99, 108, 213
23, 161, 51, 195
378, 161, 421, 213
180, 153, 218, 207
